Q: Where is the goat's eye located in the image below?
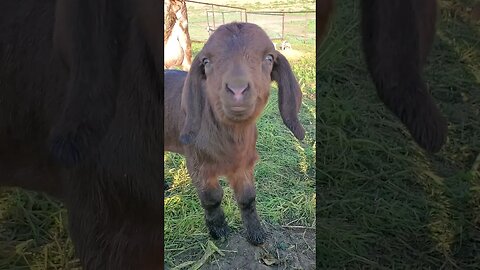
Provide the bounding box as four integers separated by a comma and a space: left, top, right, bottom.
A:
265, 54, 274, 63
202, 58, 210, 65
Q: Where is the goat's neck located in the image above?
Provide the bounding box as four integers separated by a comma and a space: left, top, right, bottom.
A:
194, 106, 257, 161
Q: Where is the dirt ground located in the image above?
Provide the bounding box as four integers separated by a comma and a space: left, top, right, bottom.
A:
172, 222, 315, 270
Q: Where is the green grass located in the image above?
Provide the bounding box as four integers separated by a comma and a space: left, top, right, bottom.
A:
0, 191, 78, 269
316, 0, 480, 269
164, 36, 316, 267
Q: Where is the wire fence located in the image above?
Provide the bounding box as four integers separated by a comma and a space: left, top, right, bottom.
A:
246, 11, 315, 42
179, 0, 315, 44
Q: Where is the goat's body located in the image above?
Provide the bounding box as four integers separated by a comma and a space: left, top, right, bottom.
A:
164, 23, 304, 246
165, 70, 258, 174
0, 0, 164, 269
164, 68, 265, 243
164, 70, 188, 154
0, 0, 64, 197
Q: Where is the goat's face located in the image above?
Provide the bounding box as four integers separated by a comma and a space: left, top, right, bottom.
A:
180, 22, 305, 145
199, 24, 275, 123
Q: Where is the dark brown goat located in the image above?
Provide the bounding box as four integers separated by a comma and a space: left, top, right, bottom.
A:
318, 0, 448, 153
0, 0, 163, 269
165, 22, 305, 245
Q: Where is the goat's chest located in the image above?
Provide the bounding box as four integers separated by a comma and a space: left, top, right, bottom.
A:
197, 143, 258, 177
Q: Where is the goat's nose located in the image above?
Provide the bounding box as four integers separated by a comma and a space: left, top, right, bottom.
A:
226, 83, 249, 101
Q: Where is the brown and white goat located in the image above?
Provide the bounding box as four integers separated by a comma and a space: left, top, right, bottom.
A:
164, 22, 305, 245
164, 0, 192, 71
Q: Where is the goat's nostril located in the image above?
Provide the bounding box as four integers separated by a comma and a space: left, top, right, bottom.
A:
226, 84, 249, 95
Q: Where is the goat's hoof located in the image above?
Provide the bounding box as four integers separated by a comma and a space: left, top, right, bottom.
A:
403, 100, 448, 153
246, 226, 266, 245
410, 122, 448, 154
207, 221, 230, 239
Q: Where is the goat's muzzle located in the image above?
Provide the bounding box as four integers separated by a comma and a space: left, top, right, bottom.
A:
220, 77, 258, 121
226, 83, 250, 102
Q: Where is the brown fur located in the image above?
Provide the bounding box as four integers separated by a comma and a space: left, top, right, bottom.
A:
317, 0, 334, 42
0, 0, 164, 269
360, 0, 447, 153
164, 22, 305, 245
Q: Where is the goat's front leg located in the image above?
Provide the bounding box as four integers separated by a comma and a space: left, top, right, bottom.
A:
360, 0, 447, 153
187, 159, 229, 239
228, 167, 266, 245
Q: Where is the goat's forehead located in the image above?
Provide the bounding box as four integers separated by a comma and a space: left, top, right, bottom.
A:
203, 24, 273, 55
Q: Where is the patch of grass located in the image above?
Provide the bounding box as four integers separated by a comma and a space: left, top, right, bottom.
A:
316, 0, 480, 269
164, 25, 316, 269
0, 190, 78, 269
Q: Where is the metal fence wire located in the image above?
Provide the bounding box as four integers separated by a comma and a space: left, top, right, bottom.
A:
174, 0, 315, 43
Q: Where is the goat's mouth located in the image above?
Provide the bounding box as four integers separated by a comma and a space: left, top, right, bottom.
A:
223, 105, 255, 121
230, 106, 247, 112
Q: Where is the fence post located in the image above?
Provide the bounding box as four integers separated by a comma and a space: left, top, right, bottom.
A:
245, 11, 248, 22
222, 11, 225, 25
304, 12, 307, 44
281, 12, 285, 40
206, 10, 210, 36
211, 4, 216, 30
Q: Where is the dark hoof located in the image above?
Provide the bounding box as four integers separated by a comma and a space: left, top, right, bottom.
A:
382, 84, 448, 154
246, 225, 266, 245
401, 95, 448, 153
408, 115, 447, 154
207, 220, 230, 239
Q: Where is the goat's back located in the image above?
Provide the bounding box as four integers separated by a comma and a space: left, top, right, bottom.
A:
164, 69, 187, 153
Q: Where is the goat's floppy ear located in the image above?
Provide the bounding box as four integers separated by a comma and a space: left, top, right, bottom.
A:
271, 53, 305, 140
179, 55, 205, 144
49, 0, 118, 167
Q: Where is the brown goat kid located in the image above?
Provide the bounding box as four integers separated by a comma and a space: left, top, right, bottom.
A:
165, 22, 305, 245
